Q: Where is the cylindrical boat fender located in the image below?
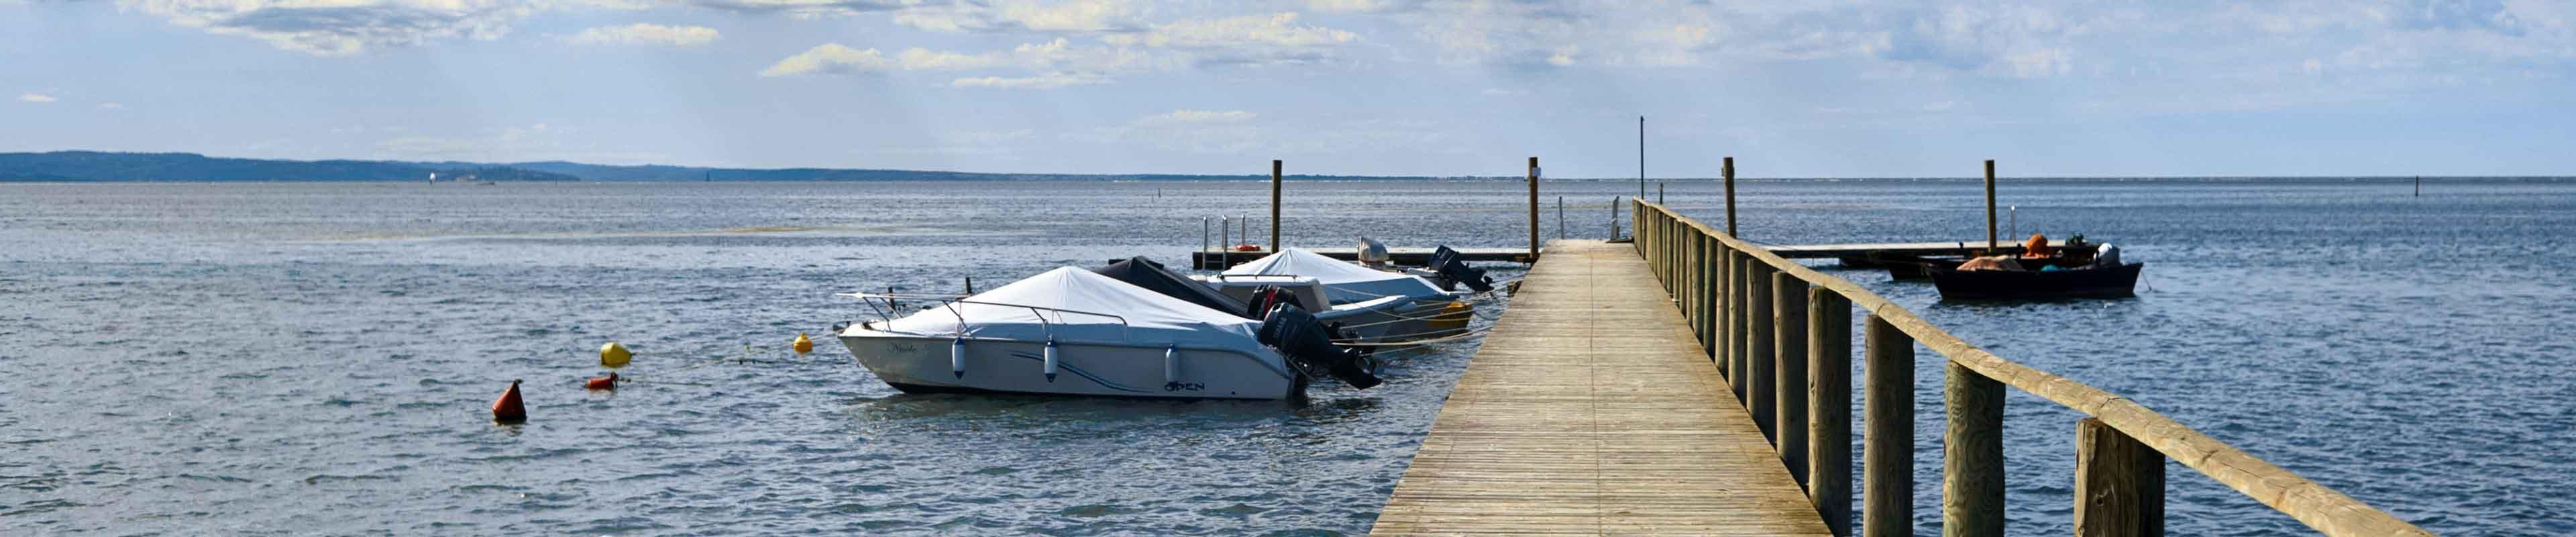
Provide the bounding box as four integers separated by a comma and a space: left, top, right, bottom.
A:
1042, 340, 1060, 382
951, 338, 967, 379
1163, 345, 1181, 385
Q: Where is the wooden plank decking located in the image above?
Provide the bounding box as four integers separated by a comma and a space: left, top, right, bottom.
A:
1371, 240, 1831, 536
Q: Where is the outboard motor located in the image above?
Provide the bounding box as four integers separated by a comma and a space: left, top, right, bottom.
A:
1430, 245, 1496, 293
1258, 305, 1382, 389
1242, 285, 1297, 319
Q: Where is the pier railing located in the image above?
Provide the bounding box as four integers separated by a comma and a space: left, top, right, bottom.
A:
1627, 199, 2427, 537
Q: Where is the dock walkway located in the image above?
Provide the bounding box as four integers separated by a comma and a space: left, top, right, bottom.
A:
1371, 240, 1830, 536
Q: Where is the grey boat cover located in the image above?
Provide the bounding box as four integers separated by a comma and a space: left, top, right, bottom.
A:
1095, 256, 1252, 318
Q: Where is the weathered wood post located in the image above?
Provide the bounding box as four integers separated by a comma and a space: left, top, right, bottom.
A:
1690, 229, 1707, 346
1809, 289, 1853, 536
1703, 234, 1721, 360
1984, 159, 1998, 253
1774, 273, 1811, 486
1730, 254, 1752, 401
1714, 244, 1732, 365
1723, 156, 1738, 236
1746, 262, 1776, 440
2075, 418, 2164, 537
1527, 156, 1540, 262
1945, 361, 2005, 536
1270, 160, 1282, 251
1863, 315, 1914, 537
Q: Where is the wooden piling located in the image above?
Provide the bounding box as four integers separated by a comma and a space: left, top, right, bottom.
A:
1723, 156, 1738, 236
1527, 157, 1540, 262
1715, 245, 1733, 366
1809, 289, 1853, 536
1731, 253, 1752, 401
1774, 273, 1810, 486
1270, 160, 1282, 250
1983, 159, 1998, 252
1944, 362, 2005, 537
2076, 418, 2165, 537
1862, 315, 1913, 537
1703, 234, 1721, 361
1747, 263, 1776, 440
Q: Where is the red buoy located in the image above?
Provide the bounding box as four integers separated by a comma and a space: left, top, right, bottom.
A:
492, 379, 527, 424
584, 373, 619, 391
1232, 243, 1260, 252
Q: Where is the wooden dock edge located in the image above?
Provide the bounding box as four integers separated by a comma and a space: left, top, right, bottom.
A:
1629, 199, 2432, 537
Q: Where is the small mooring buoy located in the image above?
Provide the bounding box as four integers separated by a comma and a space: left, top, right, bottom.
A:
492, 379, 527, 424
584, 372, 619, 391
600, 342, 632, 369
792, 332, 814, 354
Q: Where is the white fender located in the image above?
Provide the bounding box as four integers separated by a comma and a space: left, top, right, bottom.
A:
1163, 345, 1180, 385
1042, 340, 1060, 382
950, 338, 967, 379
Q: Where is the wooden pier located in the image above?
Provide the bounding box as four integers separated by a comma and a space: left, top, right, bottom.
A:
1372, 240, 1831, 536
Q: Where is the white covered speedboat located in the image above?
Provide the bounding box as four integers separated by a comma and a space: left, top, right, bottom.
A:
835, 266, 1379, 399
1197, 248, 1475, 344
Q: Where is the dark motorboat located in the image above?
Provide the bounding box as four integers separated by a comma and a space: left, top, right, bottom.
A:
1925, 262, 2144, 300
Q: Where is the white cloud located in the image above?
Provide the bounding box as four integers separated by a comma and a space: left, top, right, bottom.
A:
891, 0, 1142, 33
950, 73, 1107, 89
116, 0, 539, 56
17, 93, 54, 103
759, 43, 891, 76
565, 23, 718, 46
99, 102, 125, 109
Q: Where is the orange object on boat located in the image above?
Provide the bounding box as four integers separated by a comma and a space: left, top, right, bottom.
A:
2020, 233, 2055, 258
492, 380, 527, 423
584, 373, 619, 391
1232, 244, 1260, 252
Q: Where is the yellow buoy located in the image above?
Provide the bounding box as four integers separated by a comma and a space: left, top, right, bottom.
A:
792, 332, 814, 354
600, 341, 632, 369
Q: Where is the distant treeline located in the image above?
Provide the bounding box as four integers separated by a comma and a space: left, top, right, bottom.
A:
0, 151, 1488, 182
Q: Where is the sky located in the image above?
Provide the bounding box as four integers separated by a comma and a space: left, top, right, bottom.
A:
1, 0, 2571, 177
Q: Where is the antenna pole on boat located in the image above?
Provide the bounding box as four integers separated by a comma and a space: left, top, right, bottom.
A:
1271, 160, 1282, 252
1984, 159, 1999, 253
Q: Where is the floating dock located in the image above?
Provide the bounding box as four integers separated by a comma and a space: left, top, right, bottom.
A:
1764, 240, 2076, 259
1371, 240, 1831, 536
1186, 247, 1531, 270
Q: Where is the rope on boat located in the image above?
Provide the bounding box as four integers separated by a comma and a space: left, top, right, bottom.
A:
1334, 325, 1494, 346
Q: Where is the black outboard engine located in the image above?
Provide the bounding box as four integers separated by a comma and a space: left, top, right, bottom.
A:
1258, 305, 1383, 389
1430, 245, 1496, 293
1242, 285, 1296, 319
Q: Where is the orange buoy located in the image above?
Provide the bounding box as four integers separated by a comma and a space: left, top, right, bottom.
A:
792, 332, 814, 354
491, 379, 527, 424
1232, 243, 1260, 252
584, 372, 619, 391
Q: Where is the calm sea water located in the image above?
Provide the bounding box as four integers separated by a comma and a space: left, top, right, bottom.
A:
2, 179, 2569, 535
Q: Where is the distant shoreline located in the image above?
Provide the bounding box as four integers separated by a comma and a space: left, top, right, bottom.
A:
2, 151, 2565, 183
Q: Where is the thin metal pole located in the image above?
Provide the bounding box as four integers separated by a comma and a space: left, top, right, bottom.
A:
1639, 115, 1647, 199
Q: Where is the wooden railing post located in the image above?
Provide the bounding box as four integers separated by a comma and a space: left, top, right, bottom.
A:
1945, 362, 2005, 536
1774, 272, 1810, 486
1747, 263, 1776, 440
1863, 315, 1914, 537
1713, 243, 1731, 365
2076, 418, 2164, 537
1810, 289, 1853, 536
1730, 253, 1752, 401
1702, 234, 1721, 361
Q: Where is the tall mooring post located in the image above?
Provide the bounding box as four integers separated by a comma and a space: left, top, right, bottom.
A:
1984, 159, 1998, 252
1269, 160, 1283, 250
1723, 156, 1738, 236
1527, 156, 1540, 261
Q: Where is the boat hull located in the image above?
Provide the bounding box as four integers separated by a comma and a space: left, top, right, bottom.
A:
838, 332, 1301, 399
1320, 298, 1470, 344
1927, 262, 2145, 301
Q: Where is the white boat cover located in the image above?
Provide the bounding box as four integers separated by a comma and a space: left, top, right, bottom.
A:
871, 266, 1269, 358
1222, 248, 1450, 303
